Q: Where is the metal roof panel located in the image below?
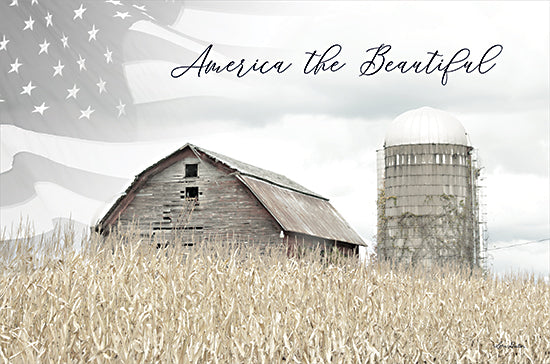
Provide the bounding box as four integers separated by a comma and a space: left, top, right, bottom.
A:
194, 145, 324, 199
238, 175, 366, 246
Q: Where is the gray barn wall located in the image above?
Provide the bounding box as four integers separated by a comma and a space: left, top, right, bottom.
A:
284, 232, 358, 257
116, 149, 283, 245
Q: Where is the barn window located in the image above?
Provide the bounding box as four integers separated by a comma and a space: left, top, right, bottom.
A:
185, 187, 199, 199
185, 164, 198, 178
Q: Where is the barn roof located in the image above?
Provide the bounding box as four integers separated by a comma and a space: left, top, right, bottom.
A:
238, 175, 365, 246
192, 144, 324, 199
96, 143, 365, 246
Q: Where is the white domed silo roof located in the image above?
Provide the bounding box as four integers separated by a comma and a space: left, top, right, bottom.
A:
385, 106, 469, 147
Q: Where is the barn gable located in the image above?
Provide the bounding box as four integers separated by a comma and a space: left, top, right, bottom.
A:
96, 144, 365, 248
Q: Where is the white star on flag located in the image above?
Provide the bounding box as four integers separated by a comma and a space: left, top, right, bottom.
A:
88, 24, 99, 41
21, 81, 36, 96
45, 12, 53, 27
23, 16, 34, 30
60, 33, 69, 48
38, 39, 50, 55
32, 102, 49, 115
79, 106, 94, 120
116, 99, 126, 117
9, 58, 22, 73
96, 78, 107, 94
74, 4, 86, 20
0, 35, 9, 51
77, 54, 86, 71
53, 60, 64, 77
66, 84, 80, 99
114, 11, 130, 20
104, 47, 112, 63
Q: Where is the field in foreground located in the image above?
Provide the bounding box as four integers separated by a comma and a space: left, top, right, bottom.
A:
1, 228, 549, 363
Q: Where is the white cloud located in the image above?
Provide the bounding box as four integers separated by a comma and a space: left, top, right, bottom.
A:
484, 172, 549, 242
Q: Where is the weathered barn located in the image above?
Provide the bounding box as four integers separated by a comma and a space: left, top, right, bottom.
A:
96, 144, 365, 254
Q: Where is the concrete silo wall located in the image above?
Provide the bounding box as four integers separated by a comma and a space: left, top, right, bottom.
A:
377, 143, 479, 267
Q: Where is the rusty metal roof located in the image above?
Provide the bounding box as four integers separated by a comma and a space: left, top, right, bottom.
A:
192, 145, 324, 199
238, 175, 366, 246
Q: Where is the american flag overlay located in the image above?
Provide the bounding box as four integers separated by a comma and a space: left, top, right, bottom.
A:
0, 1, 185, 237
1, 1, 293, 237
0, 0, 184, 139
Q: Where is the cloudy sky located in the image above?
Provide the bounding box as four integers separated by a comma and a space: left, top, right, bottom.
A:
1, 1, 548, 278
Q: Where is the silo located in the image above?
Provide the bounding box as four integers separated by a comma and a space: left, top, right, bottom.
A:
377, 107, 482, 267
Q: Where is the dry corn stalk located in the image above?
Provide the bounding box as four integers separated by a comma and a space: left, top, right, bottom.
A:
0, 224, 549, 363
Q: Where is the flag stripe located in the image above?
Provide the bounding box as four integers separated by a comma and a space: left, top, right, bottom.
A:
0, 152, 129, 207
1, 182, 109, 235
1, 125, 182, 176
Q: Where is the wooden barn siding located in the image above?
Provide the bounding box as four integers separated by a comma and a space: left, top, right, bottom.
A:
285, 232, 358, 256
116, 149, 283, 245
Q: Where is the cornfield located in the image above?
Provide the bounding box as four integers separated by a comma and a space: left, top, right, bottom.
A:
1, 225, 549, 363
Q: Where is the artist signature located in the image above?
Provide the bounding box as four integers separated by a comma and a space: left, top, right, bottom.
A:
494, 341, 525, 349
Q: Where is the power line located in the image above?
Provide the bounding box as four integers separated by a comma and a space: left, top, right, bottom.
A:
487, 238, 550, 251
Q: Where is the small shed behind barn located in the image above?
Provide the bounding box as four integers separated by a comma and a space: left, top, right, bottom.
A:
96, 144, 365, 254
